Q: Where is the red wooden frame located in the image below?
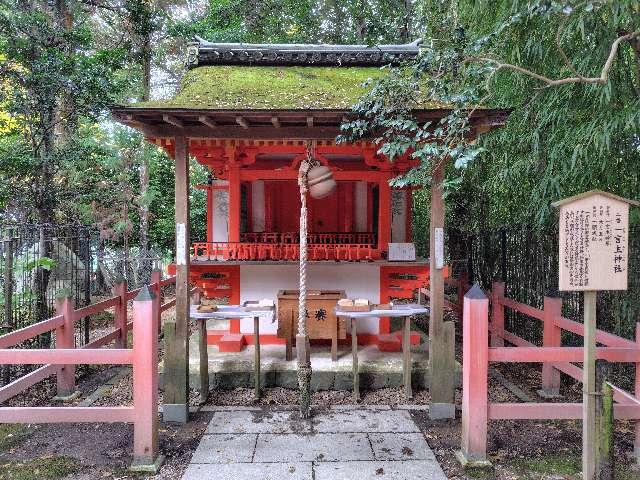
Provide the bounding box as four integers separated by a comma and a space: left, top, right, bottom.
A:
459, 281, 640, 465
0, 276, 187, 470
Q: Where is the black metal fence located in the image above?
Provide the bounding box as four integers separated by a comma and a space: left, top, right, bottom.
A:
0, 224, 96, 347
460, 226, 640, 346
0, 223, 165, 346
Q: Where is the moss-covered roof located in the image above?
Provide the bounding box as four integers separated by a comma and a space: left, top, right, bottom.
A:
135, 65, 387, 110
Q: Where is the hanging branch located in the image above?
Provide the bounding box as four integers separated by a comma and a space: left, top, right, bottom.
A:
466, 30, 640, 88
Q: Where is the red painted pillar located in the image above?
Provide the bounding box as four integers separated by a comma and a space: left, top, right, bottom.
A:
54, 294, 76, 399
343, 182, 354, 232
490, 282, 505, 347
131, 285, 162, 472
228, 166, 241, 243
458, 283, 490, 465
540, 296, 563, 397
206, 184, 213, 243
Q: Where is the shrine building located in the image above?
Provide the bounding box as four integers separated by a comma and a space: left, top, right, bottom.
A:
111, 38, 508, 418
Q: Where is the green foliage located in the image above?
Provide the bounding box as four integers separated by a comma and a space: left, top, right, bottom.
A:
344, 0, 640, 229
147, 149, 207, 254
0, 424, 32, 452
0, 456, 79, 480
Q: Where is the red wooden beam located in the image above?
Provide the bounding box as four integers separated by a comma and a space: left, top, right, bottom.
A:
0, 315, 64, 348
488, 346, 640, 363
0, 364, 57, 403
72, 296, 119, 321
555, 315, 637, 349
0, 348, 134, 365
500, 296, 545, 321
489, 402, 640, 421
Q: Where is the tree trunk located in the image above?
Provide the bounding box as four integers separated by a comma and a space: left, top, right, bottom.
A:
137, 11, 153, 285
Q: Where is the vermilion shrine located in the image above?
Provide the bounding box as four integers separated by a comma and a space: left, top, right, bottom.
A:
112, 38, 508, 422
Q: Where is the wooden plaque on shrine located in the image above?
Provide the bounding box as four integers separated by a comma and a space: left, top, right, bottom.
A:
552, 190, 637, 292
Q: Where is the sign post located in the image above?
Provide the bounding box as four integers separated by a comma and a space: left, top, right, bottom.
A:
553, 190, 637, 479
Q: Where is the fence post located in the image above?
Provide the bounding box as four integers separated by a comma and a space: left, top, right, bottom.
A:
54, 292, 78, 400
130, 285, 163, 473
457, 271, 469, 314
150, 270, 162, 332
113, 279, 127, 349
490, 281, 505, 347
456, 283, 491, 468
635, 322, 640, 464
538, 296, 563, 398
2, 236, 14, 385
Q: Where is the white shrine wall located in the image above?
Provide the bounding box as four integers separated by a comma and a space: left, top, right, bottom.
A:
212, 182, 229, 242
251, 180, 265, 232
238, 263, 381, 334
354, 181, 368, 232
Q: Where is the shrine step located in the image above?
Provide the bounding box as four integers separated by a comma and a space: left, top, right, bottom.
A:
207, 330, 227, 344
218, 334, 245, 352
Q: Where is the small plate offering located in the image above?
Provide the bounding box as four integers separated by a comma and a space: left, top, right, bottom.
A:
337, 298, 371, 312
197, 304, 218, 313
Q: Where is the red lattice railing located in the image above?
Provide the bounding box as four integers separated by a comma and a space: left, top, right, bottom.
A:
192, 241, 379, 261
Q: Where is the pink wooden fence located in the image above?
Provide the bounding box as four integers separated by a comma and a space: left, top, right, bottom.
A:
460, 281, 640, 465
0, 272, 178, 471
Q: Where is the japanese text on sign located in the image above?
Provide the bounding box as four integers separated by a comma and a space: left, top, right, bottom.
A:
557, 193, 629, 291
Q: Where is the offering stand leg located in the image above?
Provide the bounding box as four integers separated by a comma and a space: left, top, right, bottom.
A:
331, 316, 338, 362
254, 316, 261, 399
198, 319, 209, 404
403, 316, 413, 399
351, 317, 360, 401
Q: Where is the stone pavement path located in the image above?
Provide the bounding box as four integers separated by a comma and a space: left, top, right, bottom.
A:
182, 406, 448, 480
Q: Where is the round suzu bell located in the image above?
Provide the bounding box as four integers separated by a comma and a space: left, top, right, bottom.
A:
307, 165, 337, 199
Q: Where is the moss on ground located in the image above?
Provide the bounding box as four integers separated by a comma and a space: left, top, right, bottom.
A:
132, 65, 446, 110
509, 454, 581, 478
506, 454, 640, 479
0, 456, 79, 480
0, 425, 32, 452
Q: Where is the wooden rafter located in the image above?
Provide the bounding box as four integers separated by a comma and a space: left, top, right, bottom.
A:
235, 116, 249, 129
198, 115, 217, 128
162, 114, 184, 128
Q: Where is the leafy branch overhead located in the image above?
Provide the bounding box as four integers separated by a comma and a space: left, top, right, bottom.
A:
339, 0, 640, 199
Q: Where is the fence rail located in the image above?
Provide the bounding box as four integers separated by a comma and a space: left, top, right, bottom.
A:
459, 282, 640, 465
0, 272, 183, 471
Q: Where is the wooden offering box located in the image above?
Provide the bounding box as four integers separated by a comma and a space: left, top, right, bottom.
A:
277, 289, 346, 361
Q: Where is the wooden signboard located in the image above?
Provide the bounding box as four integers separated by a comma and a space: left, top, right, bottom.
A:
552, 190, 637, 480
388, 243, 416, 261
554, 190, 636, 292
